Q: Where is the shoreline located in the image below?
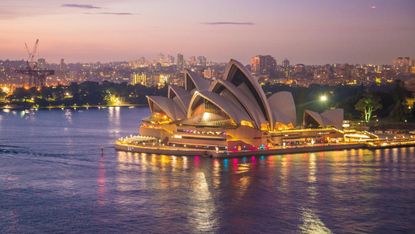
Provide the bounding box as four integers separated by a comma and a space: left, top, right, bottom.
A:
0, 104, 147, 111
114, 140, 415, 158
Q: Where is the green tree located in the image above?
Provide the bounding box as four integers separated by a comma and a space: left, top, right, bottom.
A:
355, 94, 382, 122
388, 80, 411, 121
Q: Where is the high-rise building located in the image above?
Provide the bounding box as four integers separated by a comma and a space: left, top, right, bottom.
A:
250, 55, 276, 76
250, 56, 261, 74
167, 55, 175, 65
177, 53, 184, 70
60, 58, 66, 71
197, 56, 207, 67
60, 58, 65, 67
158, 74, 170, 87
393, 57, 411, 73
58, 58, 67, 79
203, 67, 217, 79
130, 73, 147, 86
188, 56, 197, 66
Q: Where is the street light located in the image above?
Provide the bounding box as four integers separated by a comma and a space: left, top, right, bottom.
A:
319, 94, 328, 102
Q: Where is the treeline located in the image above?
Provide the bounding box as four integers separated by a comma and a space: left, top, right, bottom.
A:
263, 80, 413, 123
6, 81, 167, 108
2, 80, 414, 123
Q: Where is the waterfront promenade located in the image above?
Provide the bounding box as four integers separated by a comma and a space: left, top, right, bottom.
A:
115, 136, 415, 158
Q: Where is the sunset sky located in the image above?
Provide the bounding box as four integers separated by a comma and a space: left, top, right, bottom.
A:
1, 0, 414, 64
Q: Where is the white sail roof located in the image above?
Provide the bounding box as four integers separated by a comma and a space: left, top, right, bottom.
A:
223, 59, 273, 128
209, 79, 266, 128
147, 96, 186, 121
304, 109, 344, 129
146, 59, 304, 130
184, 70, 210, 91
188, 90, 252, 124
268, 91, 297, 126
321, 109, 344, 129
168, 85, 192, 114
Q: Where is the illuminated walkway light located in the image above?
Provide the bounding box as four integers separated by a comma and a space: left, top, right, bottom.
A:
320, 95, 328, 102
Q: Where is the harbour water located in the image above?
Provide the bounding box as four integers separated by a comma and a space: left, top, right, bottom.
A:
1, 107, 414, 233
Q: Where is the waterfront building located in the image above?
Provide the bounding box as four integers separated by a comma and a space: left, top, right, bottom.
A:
139, 59, 345, 150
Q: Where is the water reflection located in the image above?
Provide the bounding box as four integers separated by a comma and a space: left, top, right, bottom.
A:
280, 155, 289, 193
189, 172, 217, 232
108, 107, 121, 133
113, 148, 415, 233
97, 155, 106, 206
299, 208, 332, 233
64, 109, 72, 124
307, 153, 317, 199
1, 108, 414, 233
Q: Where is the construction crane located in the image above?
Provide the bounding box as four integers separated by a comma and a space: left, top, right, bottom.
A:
17, 39, 54, 88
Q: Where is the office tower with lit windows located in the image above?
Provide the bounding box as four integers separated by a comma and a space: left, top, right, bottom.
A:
250, 55, 277, 76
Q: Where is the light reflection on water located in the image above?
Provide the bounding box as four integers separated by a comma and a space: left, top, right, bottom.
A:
112, 148, 415, 233
0, 108, 414, 233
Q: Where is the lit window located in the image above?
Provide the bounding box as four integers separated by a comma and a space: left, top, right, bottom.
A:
240, 120, 254, 128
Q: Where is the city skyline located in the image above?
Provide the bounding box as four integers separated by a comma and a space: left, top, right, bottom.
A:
1, 2, 415, 234
1, 0, 415, 64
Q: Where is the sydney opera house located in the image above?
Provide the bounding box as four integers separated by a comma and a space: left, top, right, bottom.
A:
136, 59, 345, 152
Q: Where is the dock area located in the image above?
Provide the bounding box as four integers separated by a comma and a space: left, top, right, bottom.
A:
114, 140, 415, 158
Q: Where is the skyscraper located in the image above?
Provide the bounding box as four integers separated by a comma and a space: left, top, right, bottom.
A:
60, 58, 66, 71
167, 55, 175, 65
251, 56, 261, 74
250, 55, 276, 76
58, 58, 67, 79
197, 56, 207, 67
177, 53, 184, 70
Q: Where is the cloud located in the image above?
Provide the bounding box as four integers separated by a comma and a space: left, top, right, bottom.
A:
97, 12, 134, 15
201, 21, 255, 26
62, 3, 135, 16
62, 4, 101, 9
84, 12, 135, 16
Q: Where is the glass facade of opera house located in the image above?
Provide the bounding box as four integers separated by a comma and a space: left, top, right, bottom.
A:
139, 59, 356, 151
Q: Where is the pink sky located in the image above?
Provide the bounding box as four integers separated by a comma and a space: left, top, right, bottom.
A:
1, 0, 414, 64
